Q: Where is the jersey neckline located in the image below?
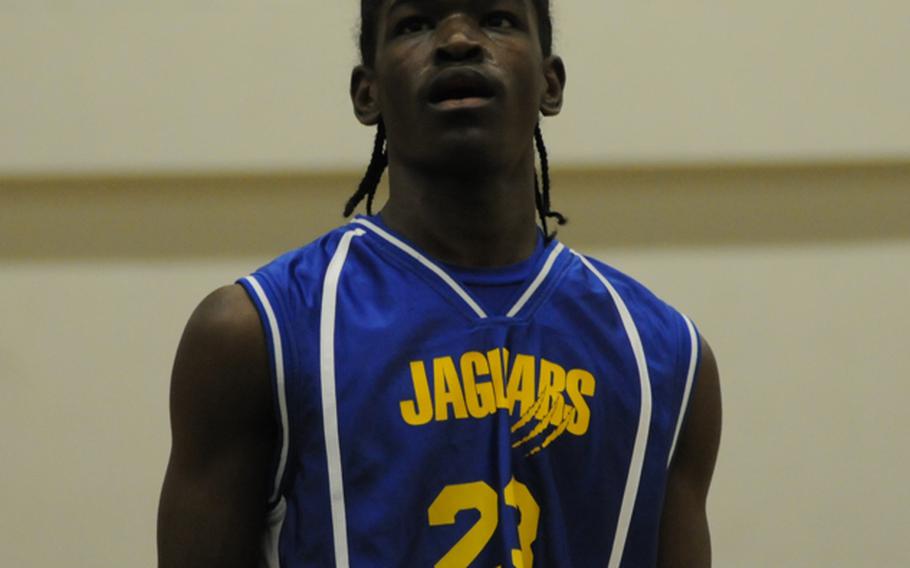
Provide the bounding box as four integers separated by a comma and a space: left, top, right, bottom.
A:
441, 231, 545, 287
350, 216, 568, 321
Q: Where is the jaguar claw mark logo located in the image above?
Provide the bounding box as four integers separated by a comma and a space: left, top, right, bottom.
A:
510, 390, 578, 457
399, 348, 596, 454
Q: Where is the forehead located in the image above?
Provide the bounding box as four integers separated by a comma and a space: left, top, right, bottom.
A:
383, 0, 533, 16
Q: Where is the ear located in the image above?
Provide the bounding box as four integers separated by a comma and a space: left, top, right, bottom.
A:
539, 56, 567, 117
351, 65, 382, 126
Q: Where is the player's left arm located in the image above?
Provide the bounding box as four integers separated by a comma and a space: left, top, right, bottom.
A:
657, 336, 722, 567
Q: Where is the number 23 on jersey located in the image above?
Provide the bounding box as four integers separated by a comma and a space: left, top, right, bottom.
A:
428, 478, 540, 568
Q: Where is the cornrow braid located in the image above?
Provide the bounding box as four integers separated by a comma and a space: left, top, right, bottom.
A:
534, 123, 567, 240
343, 120, 387, 217
534, 172, 549, 239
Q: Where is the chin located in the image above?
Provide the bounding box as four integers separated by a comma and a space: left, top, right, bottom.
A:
420, 129, 509, 173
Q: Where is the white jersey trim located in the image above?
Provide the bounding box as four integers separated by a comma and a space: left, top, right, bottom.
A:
260, 497, 287, 568
242, 275, 290, 506
506, 242, 565, 317
319, 228, 365, 568
573, 252, 653, 568
668, 315, 699, 468
353, 218, 488, 319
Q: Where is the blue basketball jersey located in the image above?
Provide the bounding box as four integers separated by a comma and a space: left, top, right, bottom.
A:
238, 217, 701, 568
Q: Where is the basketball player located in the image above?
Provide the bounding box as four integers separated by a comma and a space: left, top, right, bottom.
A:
158, 1, 722, 566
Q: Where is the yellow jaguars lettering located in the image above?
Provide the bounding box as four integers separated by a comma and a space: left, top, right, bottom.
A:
486, 348, 509, 410
535, 359, 567, 425
400, 361, 434, 426
565, 369, 596, 435
433, 356, 469, 421
505, 354, 537, 417
399, 350, 597, 440
460, 351, 497, 418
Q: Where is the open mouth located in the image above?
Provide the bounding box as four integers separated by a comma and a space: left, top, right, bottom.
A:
428, 69, 497, 110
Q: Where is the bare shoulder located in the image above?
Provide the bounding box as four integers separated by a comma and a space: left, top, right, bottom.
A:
686, 336, 722, 482
158, 284, 276, 568
657, 335, 722, 567
170, 284, 272, 430
181, 284, 264, 362
669, 335, 721, 499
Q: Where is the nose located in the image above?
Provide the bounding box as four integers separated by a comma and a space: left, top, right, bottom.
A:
434, 18, 484, 65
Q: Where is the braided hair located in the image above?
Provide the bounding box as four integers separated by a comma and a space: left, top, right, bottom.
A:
345, 1, 566, 238
343, 120, 388, 218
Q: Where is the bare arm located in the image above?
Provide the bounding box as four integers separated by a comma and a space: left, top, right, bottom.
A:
658, 337, 722, 567
158, 284, 277, 568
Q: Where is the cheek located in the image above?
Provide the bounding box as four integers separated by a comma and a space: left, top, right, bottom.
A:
496, 46, 546, 104
377, 55, 427, 112
510, 68, 546, 115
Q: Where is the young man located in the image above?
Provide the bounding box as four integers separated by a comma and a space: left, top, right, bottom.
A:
158, 1, 721, 566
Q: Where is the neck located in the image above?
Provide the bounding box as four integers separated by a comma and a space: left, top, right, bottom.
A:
379, 152, 540, 268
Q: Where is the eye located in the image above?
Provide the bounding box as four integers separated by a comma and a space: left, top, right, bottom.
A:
394, 16, 434, 37
483, 12, 518, 29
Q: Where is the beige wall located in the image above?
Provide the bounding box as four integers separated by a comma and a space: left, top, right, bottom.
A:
1, 165, 909, 567
3, 1, 909, 175
2, 1, 909, 566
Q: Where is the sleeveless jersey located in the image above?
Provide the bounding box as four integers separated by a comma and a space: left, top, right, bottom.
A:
238, 217, 701, 568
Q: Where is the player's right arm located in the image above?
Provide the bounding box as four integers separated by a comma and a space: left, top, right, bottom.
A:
158, 284, 277, 568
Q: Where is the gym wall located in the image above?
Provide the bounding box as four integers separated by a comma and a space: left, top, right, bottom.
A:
1, 2, 908, 567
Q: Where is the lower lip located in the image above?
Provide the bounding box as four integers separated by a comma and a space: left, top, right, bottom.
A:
430, 97, 494, 111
